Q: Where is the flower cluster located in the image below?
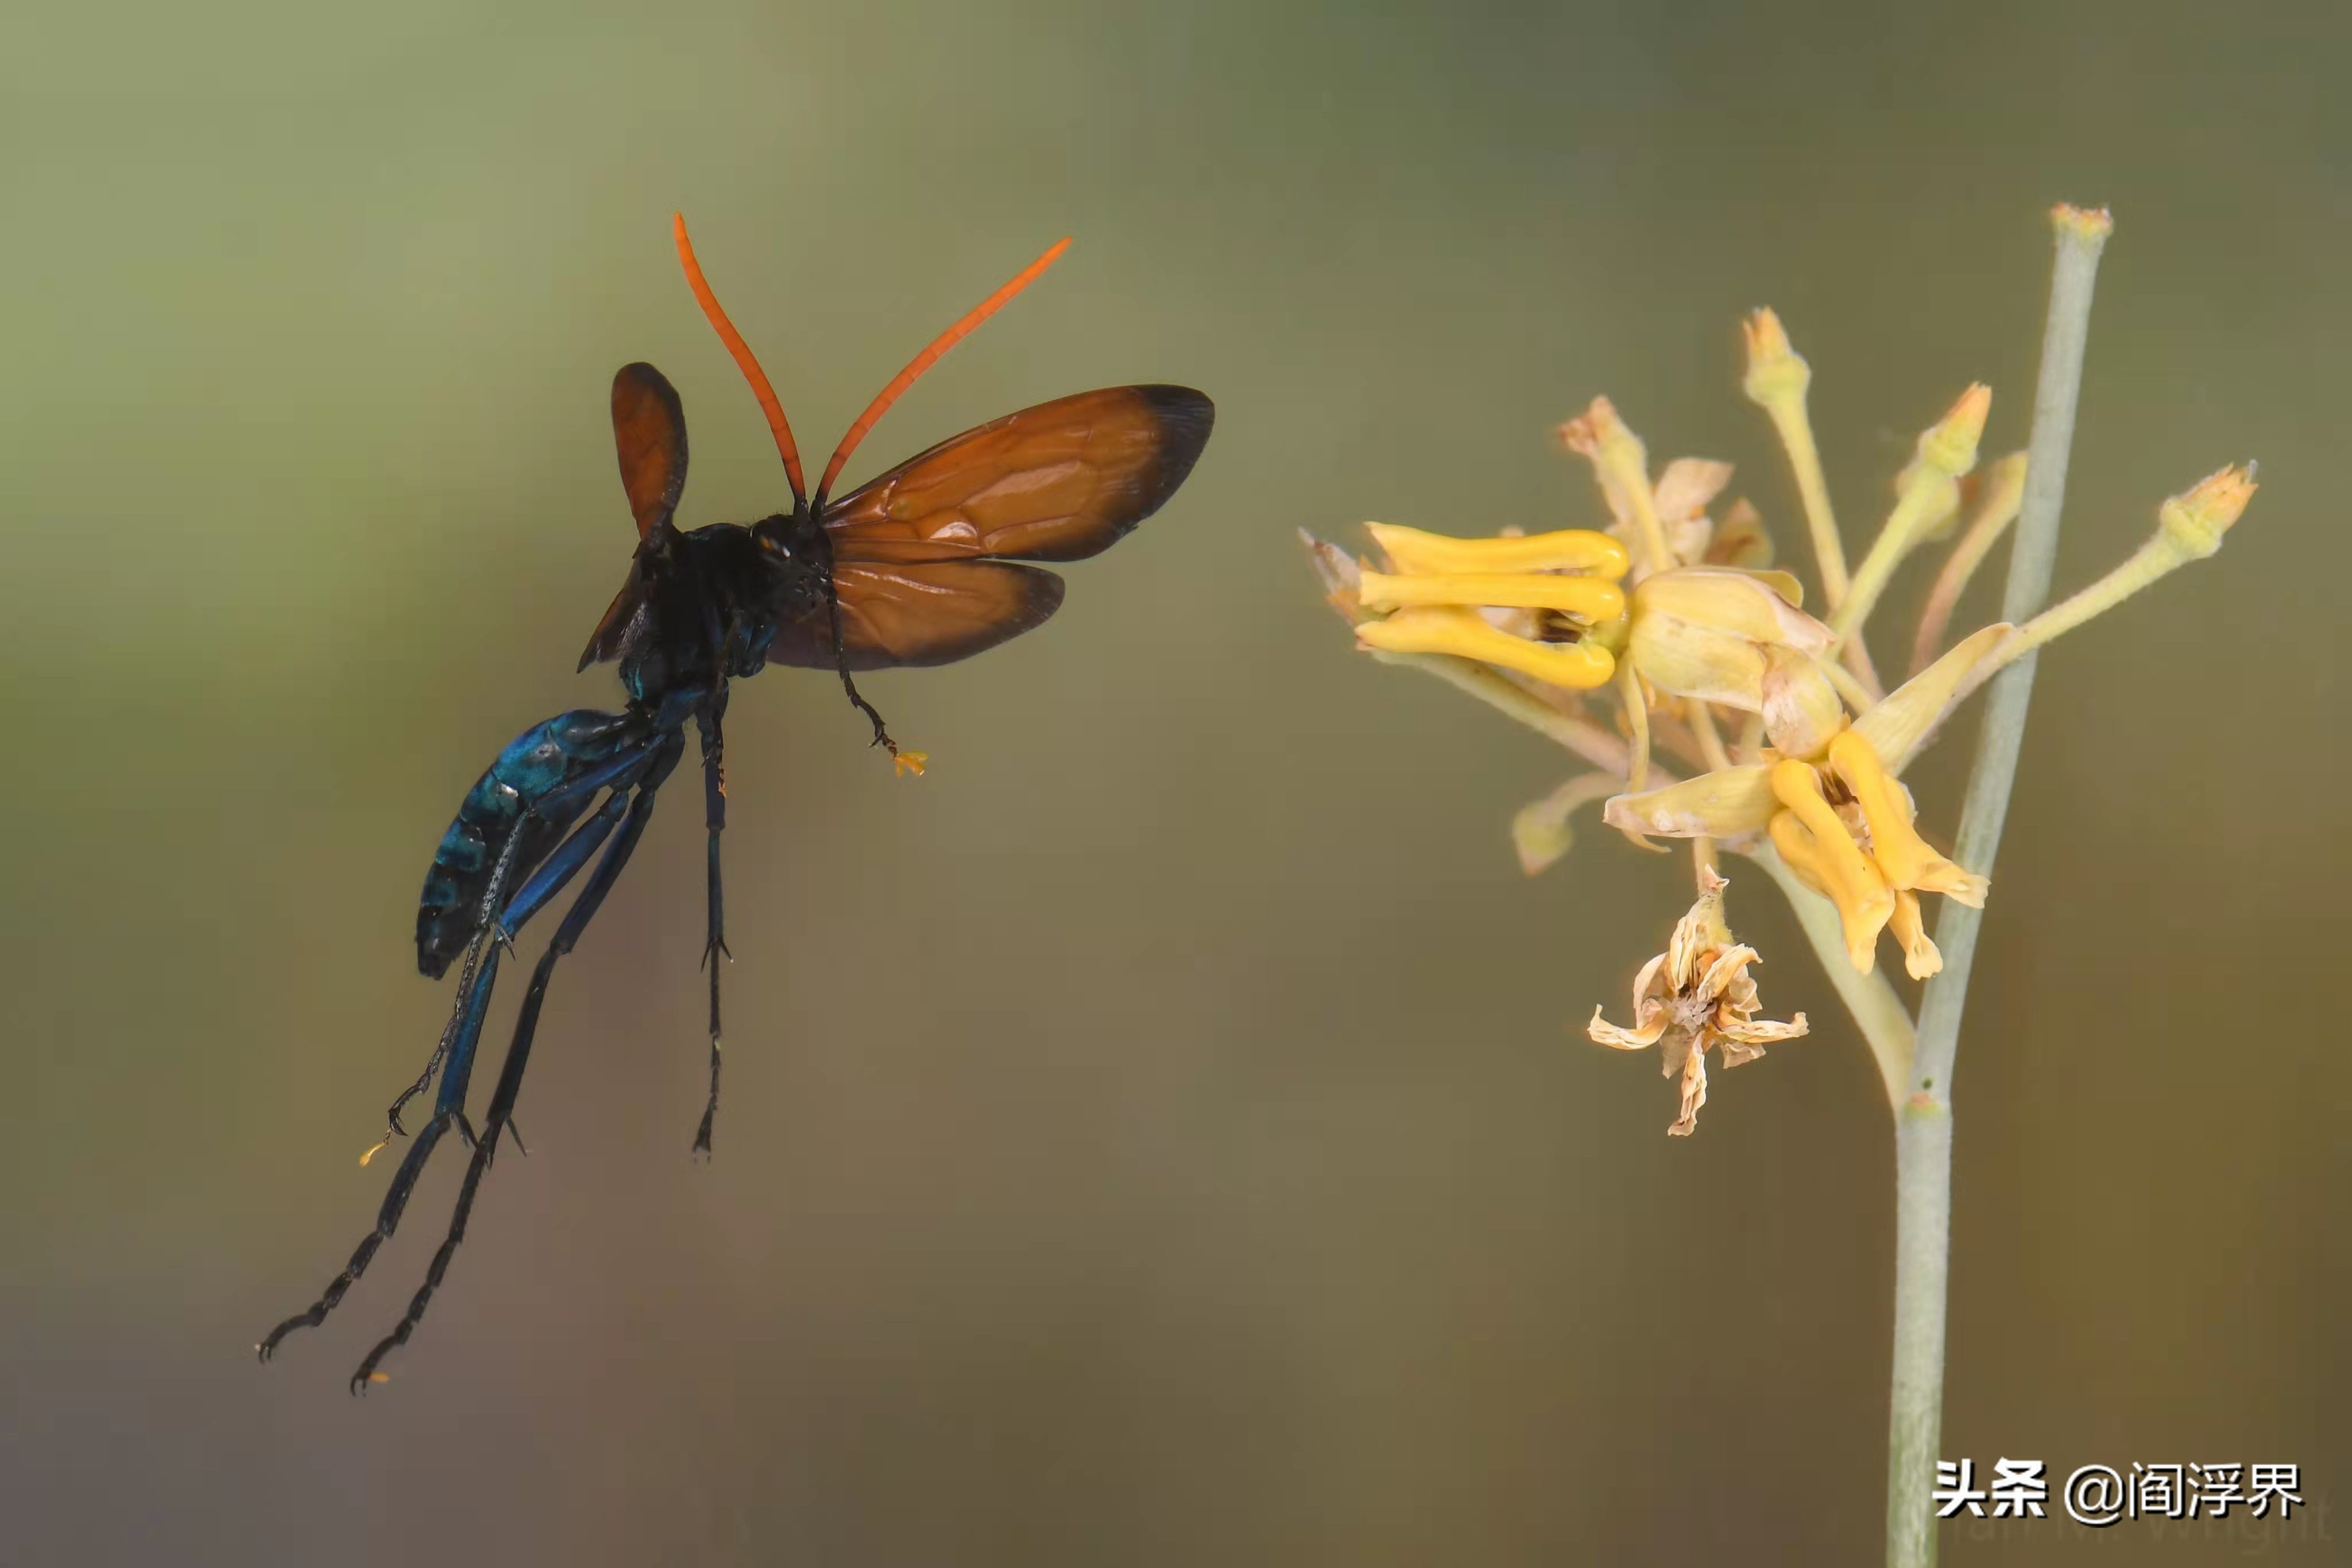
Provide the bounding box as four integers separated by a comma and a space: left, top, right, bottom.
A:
1305, 254, 2254, 1135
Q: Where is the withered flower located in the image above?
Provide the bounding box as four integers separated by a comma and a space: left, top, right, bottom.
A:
1588, 870, 1808, 1136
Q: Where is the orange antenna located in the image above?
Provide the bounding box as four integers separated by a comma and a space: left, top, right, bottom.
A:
672, 213, 808, 508
814, 237, 1071, 508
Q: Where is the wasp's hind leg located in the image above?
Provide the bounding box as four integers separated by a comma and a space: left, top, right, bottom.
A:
259, 718, 663, 1368
256, 945, 502, 1362
350, 726, 687, 1393
693, 694, 730, 1155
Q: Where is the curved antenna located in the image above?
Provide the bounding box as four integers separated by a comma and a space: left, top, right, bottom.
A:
814, 237, 1071, 509
672, 213, 808, 509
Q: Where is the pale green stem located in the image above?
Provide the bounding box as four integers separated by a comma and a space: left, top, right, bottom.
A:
1883, 205, 2109, 1568
1368, 650, 1634, 777
1911, 453, 2028, 678
1686, 700, 1735, 773
1833, 478, 1957, 645
1742, 841, 1914, 1109
1751, 362, 1885, 692
1758, 395, 1853, 605
1617, 661, 1653, 791
1735, 710, 1767, 763
1818, 653, 1880, 717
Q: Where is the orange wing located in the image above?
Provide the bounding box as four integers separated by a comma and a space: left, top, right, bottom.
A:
765, 560, 1066, 672
818, 385, 1213, 565
610, 363, 688, 537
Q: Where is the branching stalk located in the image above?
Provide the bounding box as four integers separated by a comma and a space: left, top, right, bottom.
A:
1882, 203, 2110, 1568
1368, 650, 1633, 776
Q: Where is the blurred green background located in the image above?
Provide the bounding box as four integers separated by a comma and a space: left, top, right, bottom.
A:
2, 2, 2343, 1563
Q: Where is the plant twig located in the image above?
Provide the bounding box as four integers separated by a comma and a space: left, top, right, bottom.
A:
1368, 650, 1634, 776
1910, 453, 2028, 677
1883, 203, 2111, 1568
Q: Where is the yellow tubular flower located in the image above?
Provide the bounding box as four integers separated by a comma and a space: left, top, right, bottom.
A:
1887, 889, 1940, 980
1825, 731, 1987, 906
1356, 570, 1626, 622
1768, 766, 1897, 970
1356, 606, 1616, 689
1600, 622, 2014, 851
1759, 730, 1990, 974
1341, 521, 1631, 694
1364, 523, 1630, 579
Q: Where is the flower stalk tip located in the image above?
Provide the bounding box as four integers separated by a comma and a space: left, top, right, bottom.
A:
1920, 384, 1993, 480
1512, 773, 1620, 876
2051, 203, 2115, 246
1742, 307, 1855, 617
2157, 463, 2258, 562
1740, 307, 1809, 408
1832, 384, 1995, 645
1302, 528, 1367, 622
1982, 462, 2259, 674
1561, 396, 1674, 573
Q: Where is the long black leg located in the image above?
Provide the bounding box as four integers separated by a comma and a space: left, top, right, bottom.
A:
257, 765, 653, 1364
694, 694, 729, 1155
350, 729, 684, 1393
382, 941, 492, 1141
825, 580, 900, 758
256, 948, 499, 1361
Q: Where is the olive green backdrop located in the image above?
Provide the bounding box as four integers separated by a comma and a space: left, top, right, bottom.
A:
2, 2, 2343, 1564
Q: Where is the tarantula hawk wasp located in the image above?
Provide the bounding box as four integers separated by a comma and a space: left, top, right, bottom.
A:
257, 215, 1214, 1391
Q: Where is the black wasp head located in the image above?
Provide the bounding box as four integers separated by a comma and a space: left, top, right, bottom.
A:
751, 505, 833, 625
